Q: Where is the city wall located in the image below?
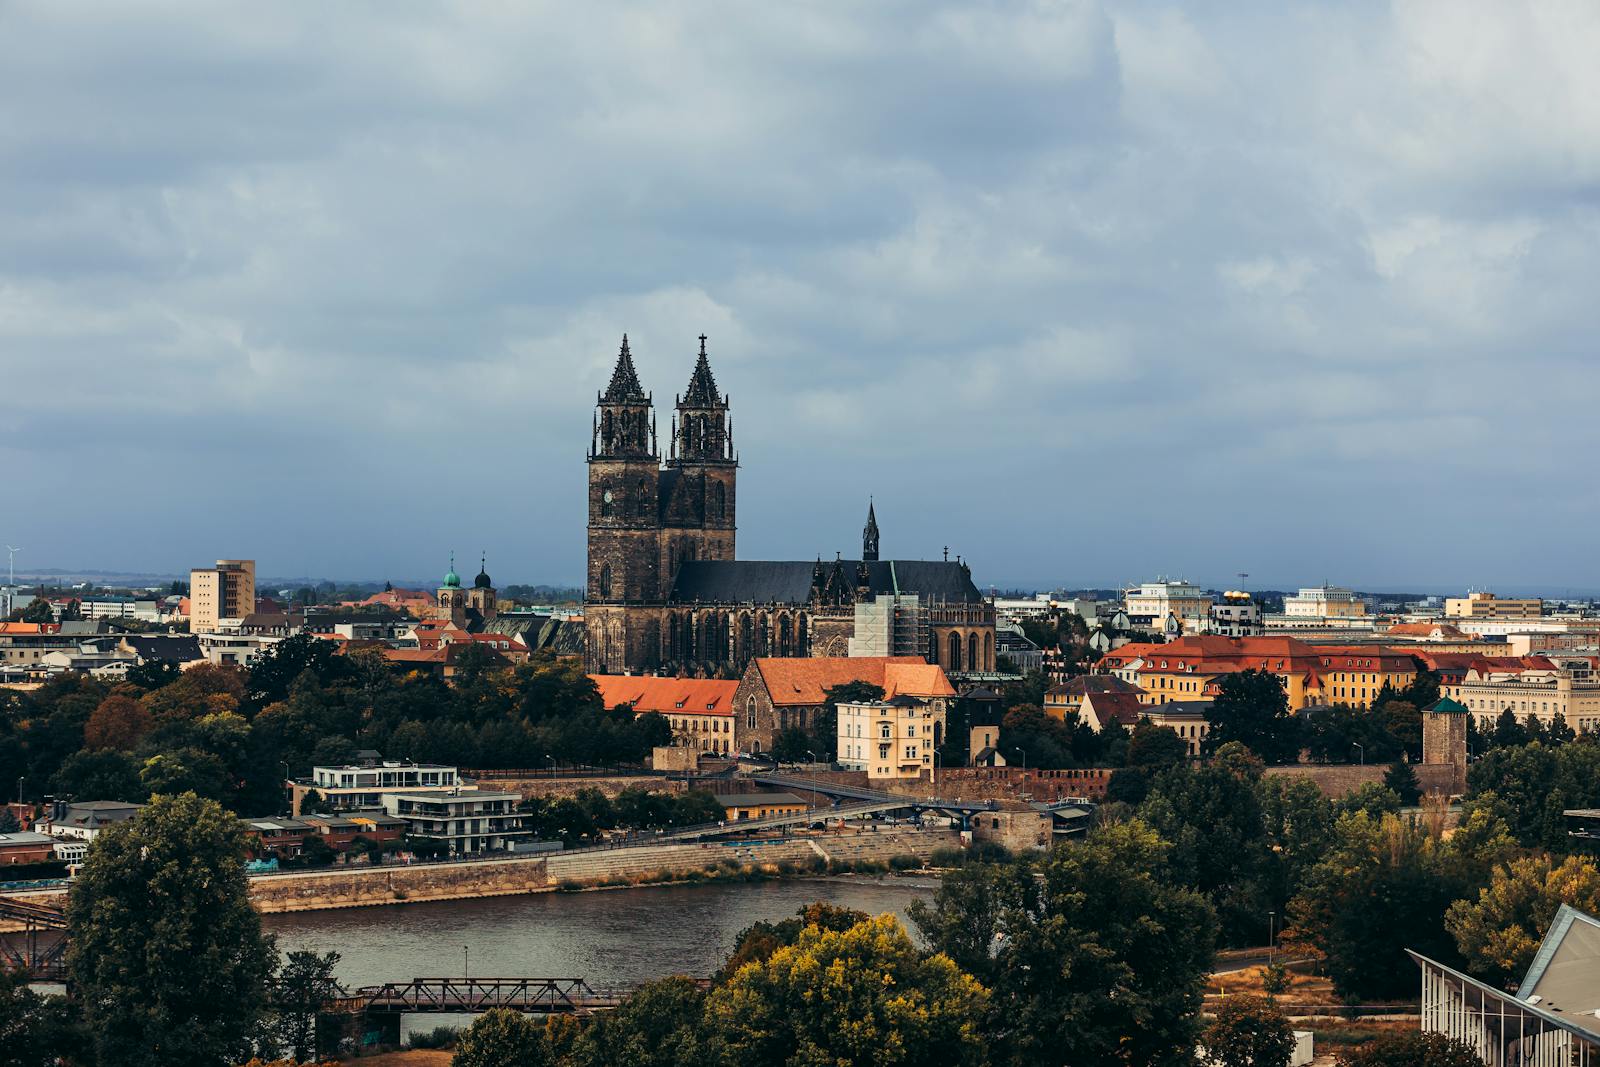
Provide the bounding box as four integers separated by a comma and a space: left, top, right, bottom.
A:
467, 773, 684, 801
1263, 763, 1460, 797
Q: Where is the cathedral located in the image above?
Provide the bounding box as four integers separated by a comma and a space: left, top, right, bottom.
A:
584, 336, 995, 678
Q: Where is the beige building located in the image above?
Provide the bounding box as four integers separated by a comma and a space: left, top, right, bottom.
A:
189, 559, 256, 632
1122, 579, 1212, 635
1283, 585, 1367, 618
1447, 662, 1600, 734
1445, 591, 1543, 620
837, 695, 946, 781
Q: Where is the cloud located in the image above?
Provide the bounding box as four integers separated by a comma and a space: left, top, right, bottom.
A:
2, 0, 1598, 591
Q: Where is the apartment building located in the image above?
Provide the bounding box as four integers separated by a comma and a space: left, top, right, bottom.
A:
189, 559, 256, 632
290, 761, 465, 816
590, 674, 737, 755
379, 789, 524, 855
837, 695, 946, 781
1445, 591, 1543, 620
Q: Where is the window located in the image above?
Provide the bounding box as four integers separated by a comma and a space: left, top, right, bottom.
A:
598, 564, 613, 598
747, 698, 757, 731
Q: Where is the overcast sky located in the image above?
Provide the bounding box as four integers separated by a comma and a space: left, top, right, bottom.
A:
3, 2, 1598, 593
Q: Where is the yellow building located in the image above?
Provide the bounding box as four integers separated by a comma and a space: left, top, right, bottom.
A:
837, 696, 945, 781
188, 559, 256, 633
715, 792, 809, 821
1445, 591, 1543, 620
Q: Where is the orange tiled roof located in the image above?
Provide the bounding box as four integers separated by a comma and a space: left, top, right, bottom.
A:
754, 656, 955, 707
1385, 622, 1470, 639
0, 622, 56, 635
590, 675, 737, 716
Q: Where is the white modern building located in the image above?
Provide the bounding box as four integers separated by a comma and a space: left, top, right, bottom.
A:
379, 789, 525, 855
291, 761, 465, 815
1282, 585, 1367, 619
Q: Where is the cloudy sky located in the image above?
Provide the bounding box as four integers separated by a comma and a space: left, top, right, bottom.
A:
3, 1, 1597, 593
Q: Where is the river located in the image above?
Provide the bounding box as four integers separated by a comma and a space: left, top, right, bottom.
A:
265, 876, 935, 1034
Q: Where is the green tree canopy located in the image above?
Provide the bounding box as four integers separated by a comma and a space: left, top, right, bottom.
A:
1334, 1032, 1484, 1067
67, 791, 278, 1067
704, 913, 990, 1067
912, 819, 1216, 1066
1445, 853, 1600, 989
566, 976, 709, 1067
452, 1008, 551, 1067
1202, 994, 1294, 1067
1205, 669, 1300, 764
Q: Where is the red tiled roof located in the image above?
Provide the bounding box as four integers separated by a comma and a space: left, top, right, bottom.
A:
0, 622, 56, 635
1082, 691, 1145, 727
1047, 675, 1143, 698
754, 656, 956, 707
590, 675, 737, 717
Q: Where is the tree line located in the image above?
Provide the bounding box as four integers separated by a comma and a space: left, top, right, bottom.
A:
1, 635, 671, 817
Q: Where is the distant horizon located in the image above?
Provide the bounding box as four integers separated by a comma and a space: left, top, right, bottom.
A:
9, 564, 1600, 602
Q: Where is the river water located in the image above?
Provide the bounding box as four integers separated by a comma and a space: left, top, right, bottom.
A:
265, 876, 935, 1033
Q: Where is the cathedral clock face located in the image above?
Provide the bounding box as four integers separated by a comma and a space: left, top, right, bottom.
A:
603, 490, 614, 504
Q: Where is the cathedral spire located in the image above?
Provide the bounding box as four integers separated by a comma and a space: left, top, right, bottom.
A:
682, 334, 721, 408
602, 335, 647, 403
862, 499, 880, 562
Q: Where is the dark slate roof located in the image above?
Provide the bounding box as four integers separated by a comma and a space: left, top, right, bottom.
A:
668, 559, 984, 606
681, 339, 722, 407
602, 336, 647, 403
124, 634, 202, 663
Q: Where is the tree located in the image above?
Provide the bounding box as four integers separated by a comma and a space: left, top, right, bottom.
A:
1465, 740, 1600, 850
1127, 720, 1189, 772
912, 819, 1216, 1066
1335, 1032, 1483, 1067
704, 913, 989, 1067
1138, 745, 1275, 946
1337, 782, 1403, 820
83, 694, 153, 750
68, 791, 277, 1067
719, 902, 869, 979
567, 976, 709, 1067
1383, 762, 1422, 806
1205, 670, 1299, 764
0, 965, 87, 1067
452, 1008, 550, 1067
269, 950, 341, 1063
50, 748, 145, 802
13, 598, 54, 623
998, 703, 1076, 769
1285, 812, 1486, 1001
1202, 995, 1294, 1067
1491, 708, 1528, 748
1445, 853, 1600, 989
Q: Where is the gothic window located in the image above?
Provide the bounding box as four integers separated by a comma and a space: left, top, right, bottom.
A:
777, 615, 792, 657
739, 614, 753, 662
984, 632, 994, 670
637, 478, 649, 517
602, 410, 614, 450
711, 479, 725, 519
747, 697, 757, 731
796, 615, 808, 656
599, 564, 613, 599
969, 634, 979, 673
948, 631, 961, 671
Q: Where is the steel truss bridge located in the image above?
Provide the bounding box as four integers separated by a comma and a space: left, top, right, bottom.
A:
0, 895, 68, 981
330, 976, 705, 1016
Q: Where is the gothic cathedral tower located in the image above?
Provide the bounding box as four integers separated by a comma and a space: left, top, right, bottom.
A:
660, 335, 737, 579
586, 337, 662, 672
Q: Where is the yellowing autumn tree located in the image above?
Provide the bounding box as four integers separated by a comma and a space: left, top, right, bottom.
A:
704, 913, 989, 1067
1446, 853, 1600, 989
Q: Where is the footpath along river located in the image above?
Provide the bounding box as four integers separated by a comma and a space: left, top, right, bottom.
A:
266, 876, 936, 1036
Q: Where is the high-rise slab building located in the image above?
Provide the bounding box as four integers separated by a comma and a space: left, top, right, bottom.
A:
189, 559, 255, 632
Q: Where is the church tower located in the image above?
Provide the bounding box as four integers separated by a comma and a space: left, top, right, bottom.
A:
586, 336, 663, 672
862, 500, 880, 562
465, 553, 497, 626
661, 335, 737, 581
436, 552, 466, 628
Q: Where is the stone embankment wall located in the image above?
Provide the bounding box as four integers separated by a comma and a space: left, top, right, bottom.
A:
249, 828, 958, 914
1263, 763, 1459, 797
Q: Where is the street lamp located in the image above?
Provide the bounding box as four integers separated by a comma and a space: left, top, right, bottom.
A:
932, 750, 941, 792
804, 751, 819, 810
1268, 910, 1276, 964
15, 776, 23, 805
1352, 742, 1364, 766
1018, 748, 1027, 771
546, 754, 554, 777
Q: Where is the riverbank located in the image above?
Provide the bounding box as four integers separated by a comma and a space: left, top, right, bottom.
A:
0, 828, 958, 925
